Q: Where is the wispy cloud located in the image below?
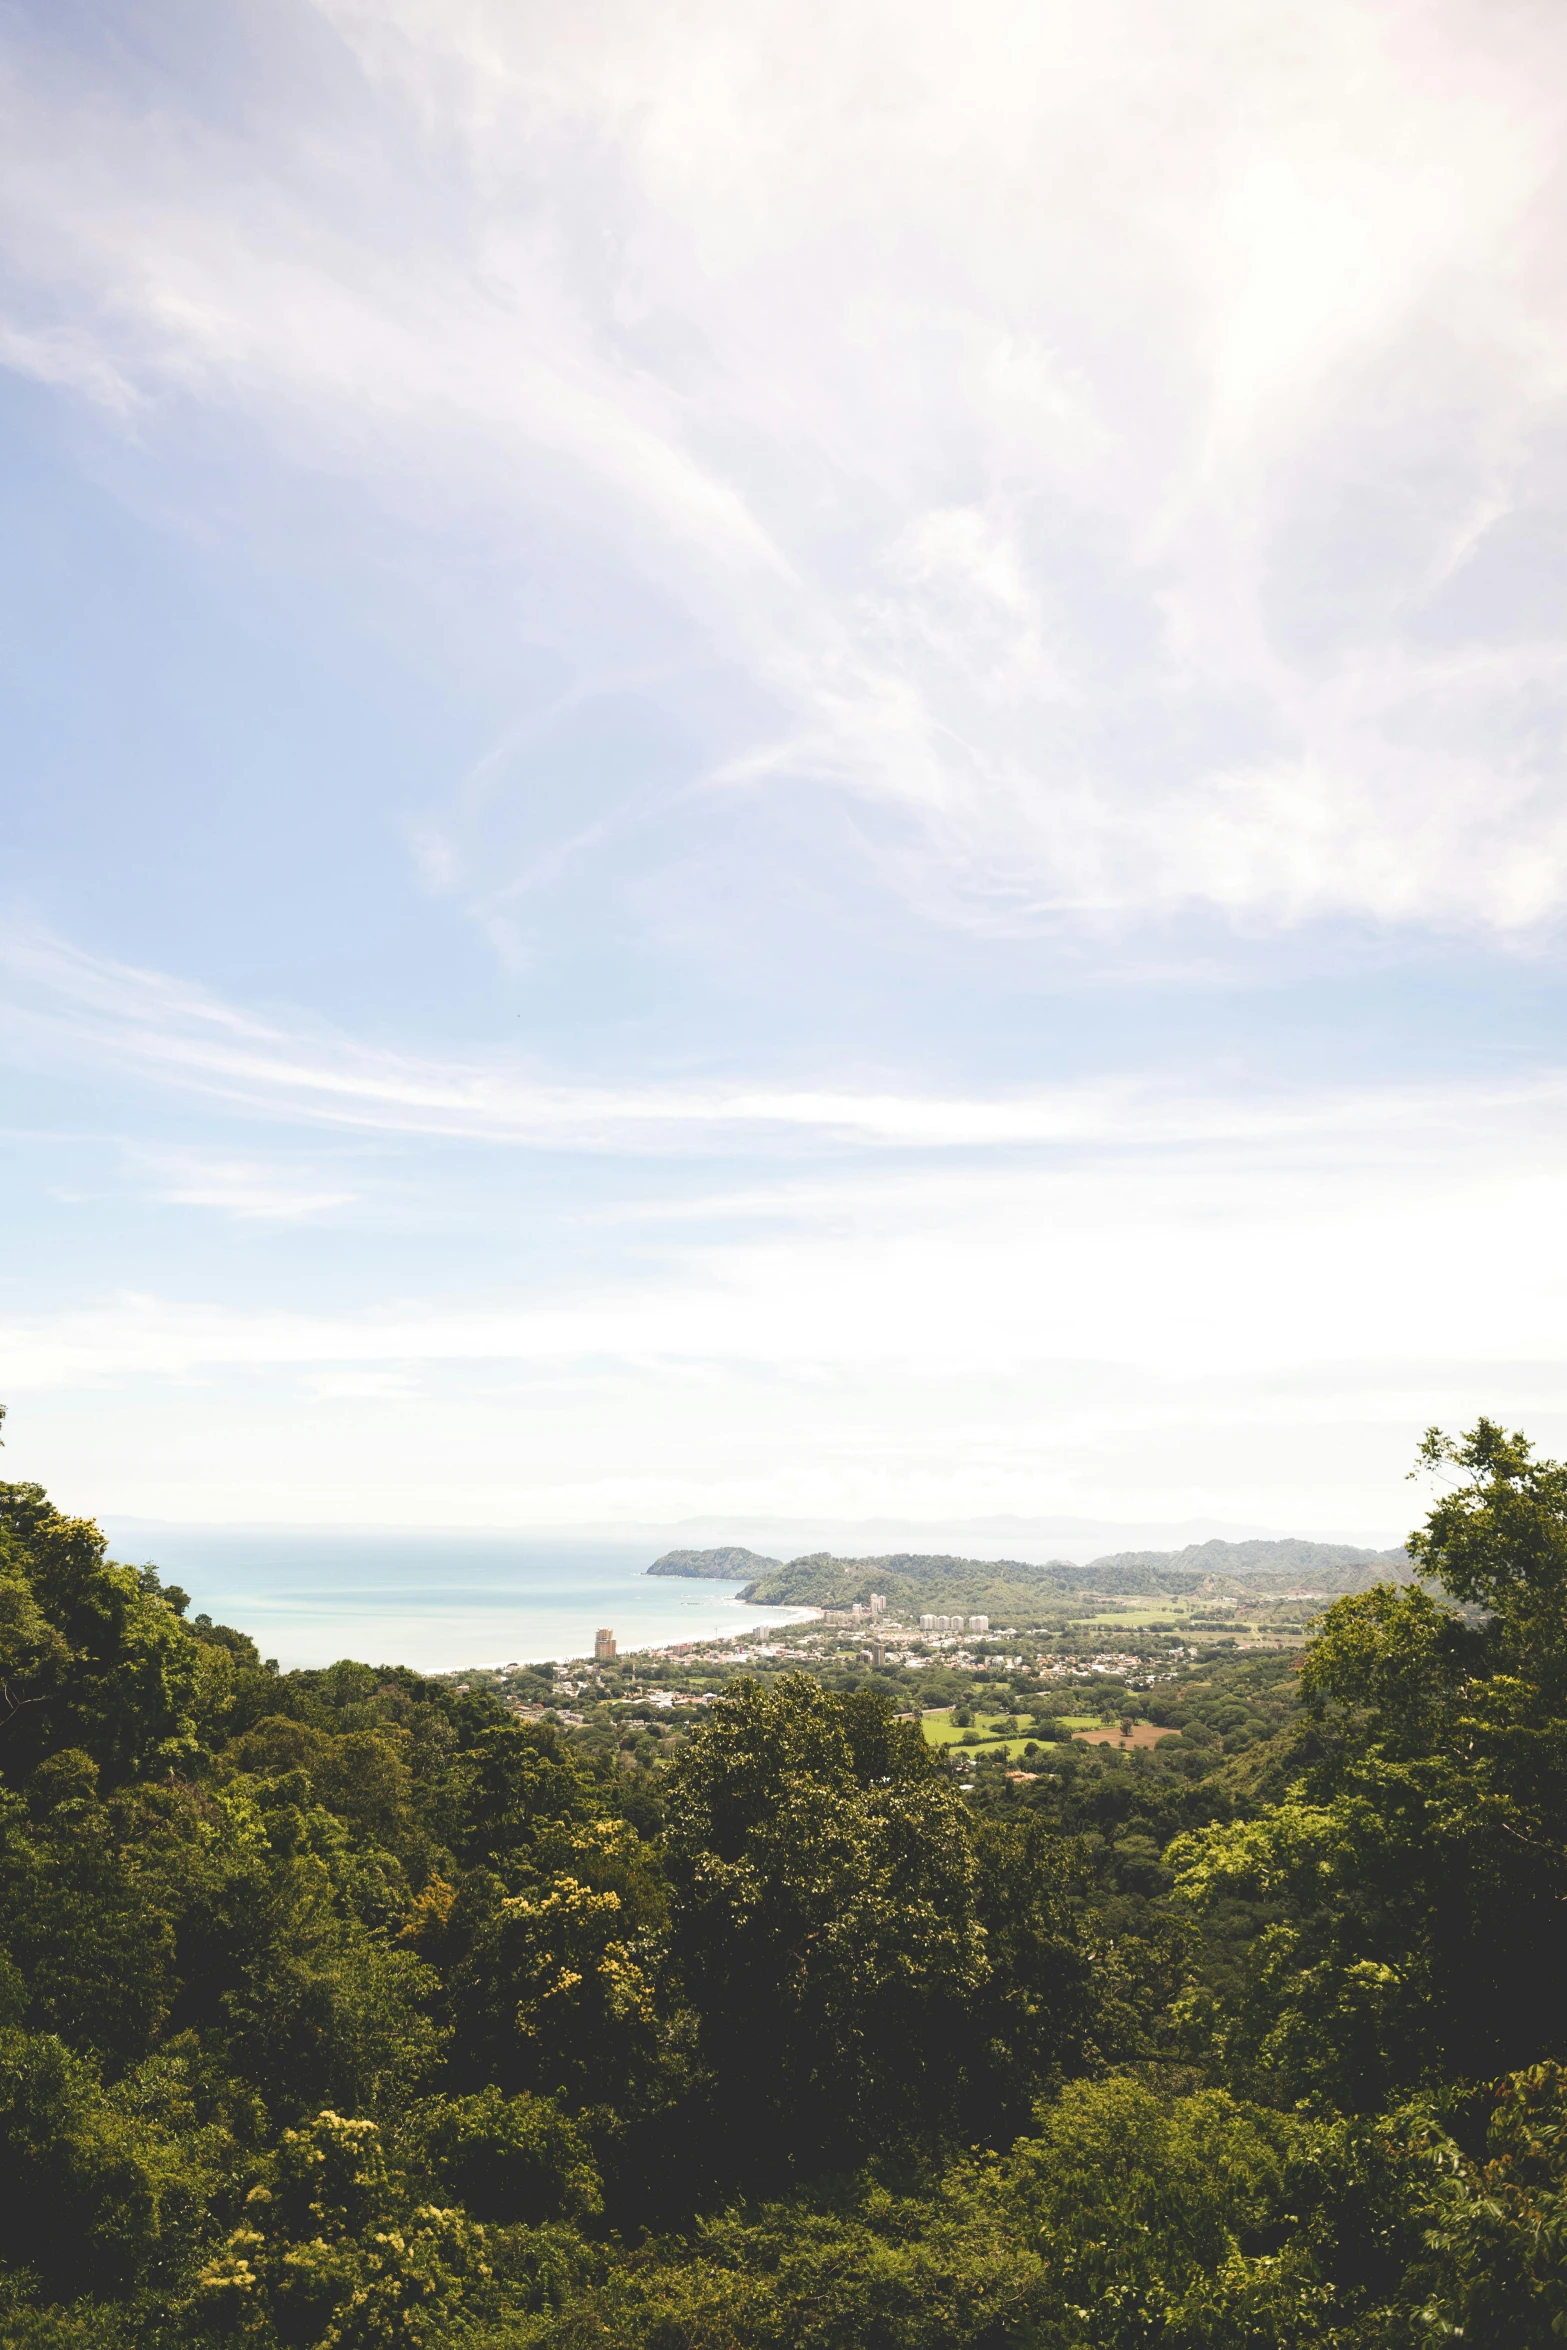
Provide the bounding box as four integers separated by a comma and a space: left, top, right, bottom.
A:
135, 1152, 359, 1223
6, 1143, 1565, 1437
3, 0, 1566, 942
5, 3, 1567, 1539
7, 923, 1567, 1162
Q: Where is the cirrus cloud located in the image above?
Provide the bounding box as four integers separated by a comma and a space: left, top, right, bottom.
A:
1, 0, 1565, 941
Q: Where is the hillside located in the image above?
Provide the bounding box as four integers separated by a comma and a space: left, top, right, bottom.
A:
1080, 1536, 1413, 1593
735, 1551, 1082, 1614
649, 1537, 1413, 1616
0, 1426, 1561, 2349
647, 1545, 783, 1579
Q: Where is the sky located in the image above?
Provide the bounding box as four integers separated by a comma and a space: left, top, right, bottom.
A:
3, 0, 1567, 1546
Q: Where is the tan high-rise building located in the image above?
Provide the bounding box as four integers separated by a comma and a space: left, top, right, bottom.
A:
594, 1627, 617, 1662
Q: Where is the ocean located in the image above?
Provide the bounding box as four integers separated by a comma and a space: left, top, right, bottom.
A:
99, 1524, 817, 1674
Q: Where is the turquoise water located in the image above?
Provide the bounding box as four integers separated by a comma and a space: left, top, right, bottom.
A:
100, 1524, 815, 1673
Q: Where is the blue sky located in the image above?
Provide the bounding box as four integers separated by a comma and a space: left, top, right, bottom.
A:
3, 0, 1567, 1543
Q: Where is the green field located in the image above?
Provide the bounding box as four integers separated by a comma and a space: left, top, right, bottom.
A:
1065, 1608, 1206, 1631
1067, 1601, 1195, 1624
920, 1708, 1101, 1763
1065, 1601, 1248, 1627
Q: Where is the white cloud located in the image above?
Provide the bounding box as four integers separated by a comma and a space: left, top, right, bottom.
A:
6, 5, 1567, 1541
7, 1140, 1566, 1528
10, 928, 1566, 1527
7, 1151, 1565, 1392
8, 923, 1567, 1160
2, 0, 1566, 937
136, 1152, 358, 1222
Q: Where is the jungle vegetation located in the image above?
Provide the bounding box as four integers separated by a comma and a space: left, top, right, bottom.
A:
702, 1542, 1410, 1615
0, 1418, 1564, 2349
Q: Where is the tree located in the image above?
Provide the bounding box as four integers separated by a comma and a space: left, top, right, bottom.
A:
192, 2110, 485, 2348
1415, 2060, 1567, 2344
1170, 1419, 1567, 2102
663, 1675, 989, 2177
449, 1865, 660, 2109
398, 2086, 601, 2226
0, 1487, 200, 1786
0, 2023, 232, 2300
444, 1722, 589, 1877
963, 1812, 1094, 2137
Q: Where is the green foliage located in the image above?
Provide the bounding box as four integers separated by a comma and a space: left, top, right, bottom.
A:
736, 1550, 1100, 1616
0, 2025, 232, 2298
723, 1538, 1405, 1615
218, 1922, 444, 2127
445, 1724, 588, 1876
1416, 2060, 1567, 2343
192, 2111, 487, 2348
542, 2079, 1445, 2350
1170, 1420, 1567, 2104
646, 1549, 781, 1581
546, 2175, 1054, 2350
0, 1486, 201, 1784
664, 1675, 991, 2176
1008, 2077, 1299, 2333
450, 1857, 661, 2108
0, 1438, 1563, 2348
398, 2087, 601, 2225
964, 1813, 1094, 2134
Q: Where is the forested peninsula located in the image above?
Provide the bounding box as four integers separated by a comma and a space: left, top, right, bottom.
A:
649, 1536, 1412, 1615
645, 1547, 783, 1582
1, 1419, 1565, 2348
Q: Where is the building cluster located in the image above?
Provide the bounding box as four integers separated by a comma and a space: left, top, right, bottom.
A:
920, 1613, 989, 1634
1035, 1651, 1148, 1682
819, 1592, 887, 1627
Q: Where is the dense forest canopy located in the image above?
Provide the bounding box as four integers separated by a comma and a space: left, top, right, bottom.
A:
645, 1550, 783, 1581
651, 1538, 1412, 1613
0, 1417, 1564, 2347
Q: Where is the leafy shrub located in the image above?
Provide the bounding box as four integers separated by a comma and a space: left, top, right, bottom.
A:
399, 2088, 601, 2225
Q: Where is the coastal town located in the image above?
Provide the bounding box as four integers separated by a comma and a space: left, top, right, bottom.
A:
440, 1578, 1309, 1787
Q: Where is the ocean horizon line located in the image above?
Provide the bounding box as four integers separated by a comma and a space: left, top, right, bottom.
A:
98, 1511, 1405, 1553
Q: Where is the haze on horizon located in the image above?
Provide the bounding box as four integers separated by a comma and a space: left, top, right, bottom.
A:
4, 0, 1567, 1543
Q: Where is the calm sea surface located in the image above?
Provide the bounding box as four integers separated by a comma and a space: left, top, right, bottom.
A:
100, 1525, 816, 1673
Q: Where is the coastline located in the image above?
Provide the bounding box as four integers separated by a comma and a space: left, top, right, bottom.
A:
99, 1522, 821, 1672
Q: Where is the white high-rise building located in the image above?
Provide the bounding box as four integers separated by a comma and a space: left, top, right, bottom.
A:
919, 1614, 937, 1632
968, 1615, 989, 1633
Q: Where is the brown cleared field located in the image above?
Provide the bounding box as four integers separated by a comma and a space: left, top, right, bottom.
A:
1071, 1721, 1171, 1752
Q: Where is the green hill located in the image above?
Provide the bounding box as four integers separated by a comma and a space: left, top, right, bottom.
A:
647, 1545, 783, 1580
736, 1551, 1081, 1614
647, 1538, 1412, 1617
1080, 1536, 1413, 1594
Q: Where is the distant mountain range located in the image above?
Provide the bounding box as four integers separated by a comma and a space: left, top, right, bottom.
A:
1080, 1536, 1413, 1587
646, 1536, 1413, 1615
